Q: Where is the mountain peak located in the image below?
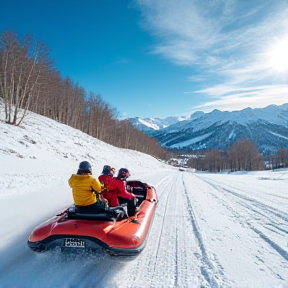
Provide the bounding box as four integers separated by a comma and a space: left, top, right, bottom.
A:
128, 103, 288, 154
190, 111, 205, 120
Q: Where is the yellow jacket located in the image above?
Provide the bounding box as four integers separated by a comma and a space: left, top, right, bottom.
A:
68, 174, 103, 206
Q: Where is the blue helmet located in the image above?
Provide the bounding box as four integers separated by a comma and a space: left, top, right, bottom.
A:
77, 161, 92, 174
117, 168, 130, 179
102, 165, 112, 175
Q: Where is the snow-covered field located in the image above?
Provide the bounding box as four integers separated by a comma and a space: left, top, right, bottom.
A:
0, 107, 287, 288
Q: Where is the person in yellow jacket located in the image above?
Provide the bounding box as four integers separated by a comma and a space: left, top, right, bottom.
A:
68, 161, 104, 213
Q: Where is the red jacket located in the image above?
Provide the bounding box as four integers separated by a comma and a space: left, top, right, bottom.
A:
98, 174, 117, 191
99, 176, 135, 207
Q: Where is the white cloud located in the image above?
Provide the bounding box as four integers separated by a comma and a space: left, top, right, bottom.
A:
136, 0, 223, 65
134, 0, 288, 115
136, 2, 288, 83
192, 84, 288, 112
136, 0, 288, 68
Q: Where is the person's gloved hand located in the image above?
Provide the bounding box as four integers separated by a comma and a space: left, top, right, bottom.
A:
100, 183, 106, 191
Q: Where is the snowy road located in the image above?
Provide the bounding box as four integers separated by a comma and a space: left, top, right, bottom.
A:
0, 169, 287, 288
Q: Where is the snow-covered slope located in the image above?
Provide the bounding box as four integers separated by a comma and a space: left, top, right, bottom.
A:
0, 104, 169, 179
1, 105, 288, 288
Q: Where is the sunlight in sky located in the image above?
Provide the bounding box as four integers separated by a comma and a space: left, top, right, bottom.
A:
268, 37, 288, 72
1, 0, 288, 118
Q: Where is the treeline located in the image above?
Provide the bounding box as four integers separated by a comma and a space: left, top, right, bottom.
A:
264, 148, 288, 170
0, 30, 171, 160
187, 139, 288, 172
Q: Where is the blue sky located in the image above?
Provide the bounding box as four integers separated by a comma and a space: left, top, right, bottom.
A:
1, 0, 288, 119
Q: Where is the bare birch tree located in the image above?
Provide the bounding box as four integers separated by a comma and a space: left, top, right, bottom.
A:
0, 30, 53, 126
275, 148, 288, 168
227, 139, 264, 171
205, 149, 227, 172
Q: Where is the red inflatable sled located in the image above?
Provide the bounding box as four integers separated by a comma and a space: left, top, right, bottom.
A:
27, 180, 158, 257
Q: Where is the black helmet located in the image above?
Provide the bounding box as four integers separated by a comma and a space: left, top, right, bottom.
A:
77, 161, 92, 174
117, 168, 130, 179
102, 165, 112, 175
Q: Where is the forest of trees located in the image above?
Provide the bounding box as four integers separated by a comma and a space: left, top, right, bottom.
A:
0, 30, 171, 160
186, 139, 288, 172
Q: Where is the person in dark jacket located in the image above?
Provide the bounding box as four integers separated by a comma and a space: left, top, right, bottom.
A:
68, 161, 104, 213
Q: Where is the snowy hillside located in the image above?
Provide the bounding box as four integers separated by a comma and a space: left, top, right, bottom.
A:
0, 106, 288, 288
0, 105, 169, 178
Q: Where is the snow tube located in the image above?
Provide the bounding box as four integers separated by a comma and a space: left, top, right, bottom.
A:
27, 181, 158, 257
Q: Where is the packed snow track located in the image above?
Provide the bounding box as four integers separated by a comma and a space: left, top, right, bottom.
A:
0, 169, 287, 288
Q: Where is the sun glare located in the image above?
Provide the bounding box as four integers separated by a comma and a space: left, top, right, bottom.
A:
268, 38, 288, 72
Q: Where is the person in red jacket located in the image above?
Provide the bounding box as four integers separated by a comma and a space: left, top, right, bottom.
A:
98, 165, 118, 206
98, 165, 116, 190
99, 166, 136, 215
115, 168, 137, 216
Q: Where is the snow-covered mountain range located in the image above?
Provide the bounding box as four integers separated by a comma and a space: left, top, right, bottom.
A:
128, 116, 187, 133
128, 104, 288, 154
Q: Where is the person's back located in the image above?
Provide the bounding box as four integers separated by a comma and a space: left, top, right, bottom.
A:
98, 165, 117, 192
69, 174, 100, 206
99, 165, 119, 207
68, 161, 103, 213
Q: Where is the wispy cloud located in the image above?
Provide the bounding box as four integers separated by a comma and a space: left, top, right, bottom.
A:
135, 0, 225, 65
135, 0, 288, 112
136, 0, 288, 69
193, 84, 288, 112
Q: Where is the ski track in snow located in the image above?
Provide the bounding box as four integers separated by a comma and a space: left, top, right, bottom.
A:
182, 177, 226, 288
189, 173, 288, 286
196, 175, 288, 261
0, 170, 288, 288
